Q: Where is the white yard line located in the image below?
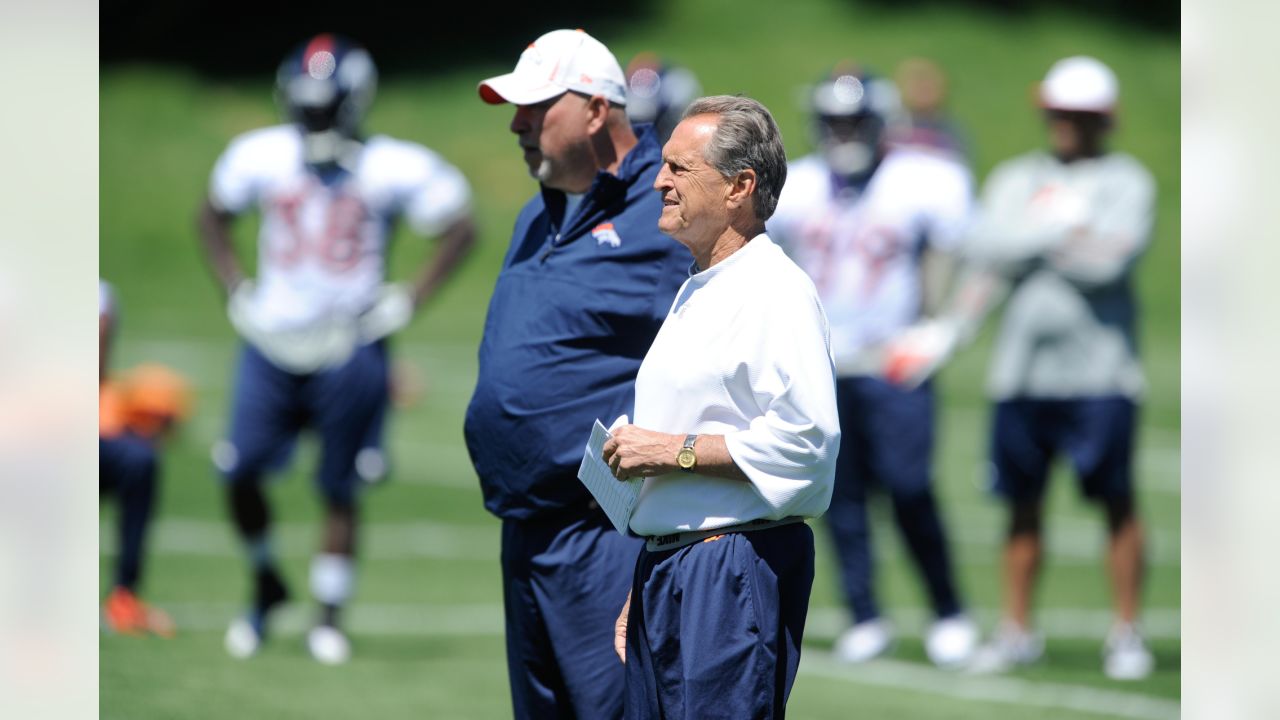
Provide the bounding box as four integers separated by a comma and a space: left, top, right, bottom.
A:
100, 517, 498, 560
103, 513, 1179, 567
803, 607, 1180, 641
158, 601, 505, 636
798, 653, 1180, 720
136, 602, 1177, 720
103, 514, 1180, 636
104, 517, 1180, 641
155, 601, 1179, 644
121, 586, 1181, 643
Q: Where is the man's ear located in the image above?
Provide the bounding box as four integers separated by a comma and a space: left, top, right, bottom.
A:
725, 168, 758, 212
585, 95, 610, 134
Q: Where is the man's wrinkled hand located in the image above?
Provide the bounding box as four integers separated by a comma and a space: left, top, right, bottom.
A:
601, 425, 680, 481
614, 592, 630, 664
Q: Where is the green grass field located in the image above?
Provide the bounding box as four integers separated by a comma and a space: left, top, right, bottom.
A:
101, 1, 1179, 717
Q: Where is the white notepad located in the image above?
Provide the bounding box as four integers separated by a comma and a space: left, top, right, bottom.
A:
577, 417, 643, 535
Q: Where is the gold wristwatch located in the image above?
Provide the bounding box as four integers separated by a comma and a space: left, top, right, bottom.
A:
676, 433, 698, 472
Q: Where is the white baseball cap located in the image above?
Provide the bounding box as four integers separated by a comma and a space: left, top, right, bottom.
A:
1039, 56, 1118, 113
478, 29, 627, 106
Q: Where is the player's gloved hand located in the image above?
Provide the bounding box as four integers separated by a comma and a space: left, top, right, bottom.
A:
882, 318, 960, 389
833, 348, 885, 378
226, 279, 262, 341
358, 283, 414, 344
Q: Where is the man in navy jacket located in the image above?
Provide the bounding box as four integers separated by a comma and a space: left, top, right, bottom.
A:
466, 29, 692, 719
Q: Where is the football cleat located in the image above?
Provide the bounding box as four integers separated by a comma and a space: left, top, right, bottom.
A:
833, 618, 895, 663
224, 617, 262, 659
924, 613, 979, 669
225, 568, 290, 659
104, 587, 175, 638
966, 621, 1045, 674
307, 624, 352, 665
1102, 622, 1155, 680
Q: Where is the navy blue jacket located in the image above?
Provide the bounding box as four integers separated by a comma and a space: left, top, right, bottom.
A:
465, 125, 693, 521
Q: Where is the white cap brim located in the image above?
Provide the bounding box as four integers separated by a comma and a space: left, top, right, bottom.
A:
477, 72, 566, 105
1039, 95, 1115, 114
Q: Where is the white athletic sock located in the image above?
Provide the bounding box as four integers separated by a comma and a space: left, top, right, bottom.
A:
310, 553, 355, 607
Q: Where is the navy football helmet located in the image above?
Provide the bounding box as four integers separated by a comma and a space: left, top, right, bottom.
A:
625, 53, 702, 144
810, 63, 901, 179
275, 34, 378, 167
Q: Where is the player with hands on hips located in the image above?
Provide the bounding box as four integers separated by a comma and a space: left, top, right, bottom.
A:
197, 33, 476, 666
767, 62, 979, 668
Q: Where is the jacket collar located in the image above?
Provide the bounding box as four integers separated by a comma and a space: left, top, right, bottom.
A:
540, 123, 661, 243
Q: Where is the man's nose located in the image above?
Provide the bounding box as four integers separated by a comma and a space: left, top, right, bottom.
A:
510, 106, 531, 134
653, 166, 672, 191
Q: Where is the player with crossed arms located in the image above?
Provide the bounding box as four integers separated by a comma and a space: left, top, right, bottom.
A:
197, 33, 475, 665
885, 56, 1158, 679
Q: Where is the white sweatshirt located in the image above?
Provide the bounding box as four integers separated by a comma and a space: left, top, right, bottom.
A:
964, 150, 1154, 400
629, 234, 840, 536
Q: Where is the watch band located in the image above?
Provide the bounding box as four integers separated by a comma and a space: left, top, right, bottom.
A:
677, 433, 699, 472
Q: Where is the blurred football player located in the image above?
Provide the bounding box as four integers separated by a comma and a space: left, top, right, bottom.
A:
891, 57, 969, 160
197, 33, 476, 665
624, 52, 702, 144
884, 56, 1157, 680
99, 280, 179, 637
768, 63, 978, 668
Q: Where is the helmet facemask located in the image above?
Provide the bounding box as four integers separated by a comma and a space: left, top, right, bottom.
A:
817, 113, 885, 178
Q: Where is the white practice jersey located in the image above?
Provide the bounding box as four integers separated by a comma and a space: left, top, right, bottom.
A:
769, 148, 974, 371
209, 125, 471, 332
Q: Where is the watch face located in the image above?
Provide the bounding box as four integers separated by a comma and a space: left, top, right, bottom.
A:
677, 448, 697, 469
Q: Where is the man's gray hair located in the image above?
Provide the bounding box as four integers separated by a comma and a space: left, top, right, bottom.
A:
682, 95, 788, 221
